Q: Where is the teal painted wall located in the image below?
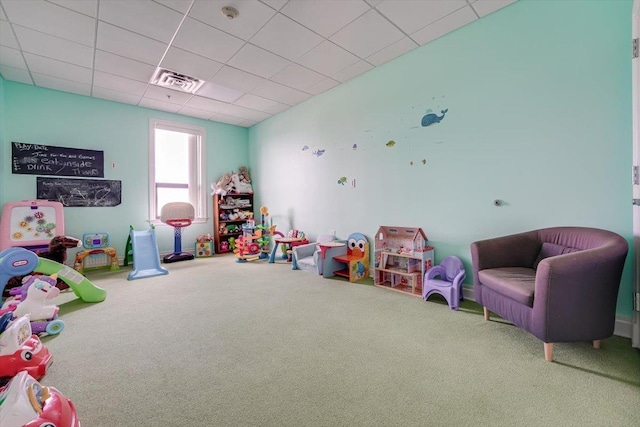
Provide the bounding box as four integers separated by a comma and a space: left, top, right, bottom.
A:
0, 75, 5, 202
249, 0, 635, 316
1, 82, 248, 255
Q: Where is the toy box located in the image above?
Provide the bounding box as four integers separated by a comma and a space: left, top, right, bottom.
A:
195, 242, 213, 257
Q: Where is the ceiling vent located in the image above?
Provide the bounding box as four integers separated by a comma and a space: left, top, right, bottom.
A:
150, 68, 204, 94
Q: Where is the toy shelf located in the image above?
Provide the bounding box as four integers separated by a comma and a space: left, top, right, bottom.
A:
213, 193, 253, 254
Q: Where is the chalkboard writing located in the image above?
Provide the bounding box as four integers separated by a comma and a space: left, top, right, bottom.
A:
37, 177, 121, 207
12, 142, 104, 177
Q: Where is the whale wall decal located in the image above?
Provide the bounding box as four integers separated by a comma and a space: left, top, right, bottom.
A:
421, 108, 448, 127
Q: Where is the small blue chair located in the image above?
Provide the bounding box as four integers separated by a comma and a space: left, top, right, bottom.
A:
422, 256, 466, 310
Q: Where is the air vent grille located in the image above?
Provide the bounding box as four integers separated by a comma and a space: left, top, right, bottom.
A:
150, 68, 204, 94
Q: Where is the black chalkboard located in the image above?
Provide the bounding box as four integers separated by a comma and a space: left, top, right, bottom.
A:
12, 142, 104, 177
37, 177, 122, 207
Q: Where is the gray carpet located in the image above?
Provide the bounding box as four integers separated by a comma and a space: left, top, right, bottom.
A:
40, 255, 640, 427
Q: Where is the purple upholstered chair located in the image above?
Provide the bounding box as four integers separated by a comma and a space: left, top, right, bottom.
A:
422, 256, 466, 310
471, 227, 628, 362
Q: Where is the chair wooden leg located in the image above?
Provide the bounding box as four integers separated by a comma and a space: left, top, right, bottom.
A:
593, 340, 601, 349
483, 307, 490, 321
544, 342, 554, 362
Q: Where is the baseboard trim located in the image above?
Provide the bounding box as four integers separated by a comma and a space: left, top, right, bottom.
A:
461, 286, 632, 339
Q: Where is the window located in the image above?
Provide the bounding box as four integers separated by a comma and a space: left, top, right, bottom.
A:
149, 119, 206, 224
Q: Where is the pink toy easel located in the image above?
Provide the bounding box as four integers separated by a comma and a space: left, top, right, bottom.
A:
0, 200, 65, 251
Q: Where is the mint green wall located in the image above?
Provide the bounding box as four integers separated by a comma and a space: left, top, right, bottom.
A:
1, 82, 248, 256
0, 75, 5, 202
249, 0, 635, 316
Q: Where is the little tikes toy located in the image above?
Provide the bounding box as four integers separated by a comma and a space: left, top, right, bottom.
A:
0, 371, 80, 427
1, 274, 65, 336
0, 314, 52, 381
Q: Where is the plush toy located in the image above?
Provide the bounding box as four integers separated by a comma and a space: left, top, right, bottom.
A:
212, 173, 233, 197
238, 166, 251, 184
220, 241, 229, 251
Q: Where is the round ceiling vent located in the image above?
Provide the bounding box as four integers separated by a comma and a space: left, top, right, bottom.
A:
221, 6, 239, 20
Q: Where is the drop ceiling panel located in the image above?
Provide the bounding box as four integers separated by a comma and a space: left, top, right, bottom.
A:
0, 19, 19, 48
94, 50, 156, 83
96, 22, 166, 66
31, 72, 91, 96
209, 65, 266, 93
0, 65, 32, 84
23, 52, 93, 85
98, 0, 184, 43
2, 0, 95, 46
161, 46, 223, 81
331, 60, 374, 83
330, 9, 405, 59
154, 0, 193, 15
92, 86, 142, 105
227, 43, 291, 79
472, 0, 516, 17
185, 95, 232, 112
48, 0, 98, 18
250, 13, 324, 61
296, 41, 361, 77
306, 77, 340, 96
196, 81, 243, 103
271, 63, 325, 92
281, 0, 370, 38
234, 93, 280, 111
172, 17, 245, 63
176, 105, 214, 120
366, 37, 419, 66
0, 45, 27, 69
189, 0, 276, 41
13, 25, 94, 68
250, 80, 312, 105
411, 6, 477, 46
138, 97, 181, 113
93, 71, 149, 96
143, 84, 193, 105
375, 0, 468, 34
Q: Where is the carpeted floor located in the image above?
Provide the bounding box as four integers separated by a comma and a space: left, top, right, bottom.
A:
39, 255, 640, 427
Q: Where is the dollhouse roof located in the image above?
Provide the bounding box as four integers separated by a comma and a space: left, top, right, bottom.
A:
375, 226, 428, 245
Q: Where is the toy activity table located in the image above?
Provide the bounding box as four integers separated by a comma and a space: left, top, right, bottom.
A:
268, 237, 307, 263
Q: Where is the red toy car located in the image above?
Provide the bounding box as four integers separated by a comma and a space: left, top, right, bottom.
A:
0, 371, 80, 427
0, 313, 52, 381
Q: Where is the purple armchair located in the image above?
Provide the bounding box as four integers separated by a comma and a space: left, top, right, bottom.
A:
471, 227, 628, 362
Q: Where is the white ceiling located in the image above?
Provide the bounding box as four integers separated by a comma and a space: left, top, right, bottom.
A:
0, 0, 515, 128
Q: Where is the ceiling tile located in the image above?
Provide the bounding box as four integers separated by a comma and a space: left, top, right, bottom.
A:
209, 66, 266, 93
0, 45, 27, 69
172, 16, 245, 63
176, 105, 214, 120
196, 81, 243, 103
99, 0, 183, 43
331, 60, 374, 83
48, 0, 98, 18
471, 0, 516, 18
93, 71, 149, 96
281, 0, 370, 38
0, 19, 19, 48
0, 65, 32, 84
250, 13, 323, 61
0, 6, 6, 20
92, 86, 142, 105
330, 9, 404, 59
13, 25, 94, 68
161, 46, 223, 80
23, 52, 93, 84
217, 103, 271, 122
97, 22, 166, 66
189, 0, 276, 41
94, 50, 156, 83
32, 72, 91, 96
271, 63, 325, 91
366, 36, 418, 66
296, 40, 361, 77
211, 112, 246, 126
154, 0, 193, 14
411, 6, 477, 46
250, 80, 312, 105
185, 95, 230, 112
234, 93, 279, 111
144, 84, 193, 105
2, 0, 95, 47
375, 0, 467, 34
305, 77, 340, 95
227, 43, 291, 79
238, 119, 257, 127
260, 0, 288, 12
365, 0, 384, 6
263, 102, 289, 115
138, 97, 181, 113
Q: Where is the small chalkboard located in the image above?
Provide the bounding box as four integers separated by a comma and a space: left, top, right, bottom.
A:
37, 177, 122, 207
12, 142, 104, 177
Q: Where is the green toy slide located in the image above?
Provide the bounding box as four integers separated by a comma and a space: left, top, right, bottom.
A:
35, 257, 106, 303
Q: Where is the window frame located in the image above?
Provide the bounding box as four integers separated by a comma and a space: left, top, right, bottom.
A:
149, 118, 207, 225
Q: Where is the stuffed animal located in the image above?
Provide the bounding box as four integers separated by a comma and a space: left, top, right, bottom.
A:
38, 235, 81, 265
